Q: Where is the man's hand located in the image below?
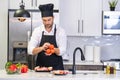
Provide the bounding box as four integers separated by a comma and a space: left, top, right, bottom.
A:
42, 42, 50, 51
32, 42, 50, 55
44, 43, 55, 56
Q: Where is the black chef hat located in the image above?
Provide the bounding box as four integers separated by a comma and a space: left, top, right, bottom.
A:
39, 3, 54, 17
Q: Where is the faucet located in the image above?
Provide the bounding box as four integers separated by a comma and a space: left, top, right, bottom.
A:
72, 47, 85, 74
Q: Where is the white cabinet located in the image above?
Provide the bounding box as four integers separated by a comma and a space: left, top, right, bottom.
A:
35, 0, 59, 9
81, 0, 102, 36
60, 0, 102, 36
9, 0, 59, 9
59, 0, 79, 36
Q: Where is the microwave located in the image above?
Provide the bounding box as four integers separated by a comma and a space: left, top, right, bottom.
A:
102, 11, 120, 34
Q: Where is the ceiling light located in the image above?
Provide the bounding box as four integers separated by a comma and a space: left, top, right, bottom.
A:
14, 0, 30, 22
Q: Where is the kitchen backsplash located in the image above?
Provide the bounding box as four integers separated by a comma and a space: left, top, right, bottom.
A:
66, 35, 120, 61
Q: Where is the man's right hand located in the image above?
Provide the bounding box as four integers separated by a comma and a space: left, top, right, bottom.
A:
42, 42, 50, 51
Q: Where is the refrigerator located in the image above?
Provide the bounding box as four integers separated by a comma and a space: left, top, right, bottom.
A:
8, 10, 59, 62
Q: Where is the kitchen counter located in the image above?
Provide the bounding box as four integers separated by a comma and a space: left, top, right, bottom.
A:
0, 69, 120, 80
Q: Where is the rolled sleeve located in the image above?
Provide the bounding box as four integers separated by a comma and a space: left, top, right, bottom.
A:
28, 27, 42, 55
56, 27, 67, 56
28, 43, 35, 55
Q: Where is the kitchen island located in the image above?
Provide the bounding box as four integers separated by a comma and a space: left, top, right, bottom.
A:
0, 69, 120, 80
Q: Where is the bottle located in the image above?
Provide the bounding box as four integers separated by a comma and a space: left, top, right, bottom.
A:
114, 65, 116, 74
110, 66, 114, 74
106, 63, 110, 74
110, 63, 116, 74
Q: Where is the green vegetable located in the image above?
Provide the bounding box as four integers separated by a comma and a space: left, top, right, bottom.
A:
6, 68, 15, 74
5, 61, 12, 69
16, 62, 22, 68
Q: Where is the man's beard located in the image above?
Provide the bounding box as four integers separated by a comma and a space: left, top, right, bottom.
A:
45, 24, 53, 29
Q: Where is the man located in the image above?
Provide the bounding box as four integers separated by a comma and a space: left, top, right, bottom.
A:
28, 3, 67, 70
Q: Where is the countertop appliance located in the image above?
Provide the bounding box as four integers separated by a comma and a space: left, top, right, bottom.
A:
103, 59, 120, 70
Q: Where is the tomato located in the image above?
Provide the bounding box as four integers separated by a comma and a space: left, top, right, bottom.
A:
49, 44, 54, 49
46, 49, 51, 54
45, 44, 55, 55
9, 64, 17, 72
21, 67, 28, 73
21, 65, 28, 73
50, 49, 55, 54
5, 62, 28, 74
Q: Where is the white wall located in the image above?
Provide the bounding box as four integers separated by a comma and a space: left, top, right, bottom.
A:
0, 0, 8, 69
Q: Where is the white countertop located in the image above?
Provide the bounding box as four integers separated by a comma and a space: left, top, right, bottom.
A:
0, 69, 120, 80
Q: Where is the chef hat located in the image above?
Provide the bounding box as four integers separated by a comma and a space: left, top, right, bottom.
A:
39, 3, 54, 17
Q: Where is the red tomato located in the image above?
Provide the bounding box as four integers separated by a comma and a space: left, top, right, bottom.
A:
21, 67, 28, 73
21, 65, 28, 73
50, 49, 55, 54
46, 49, 51, 54
49, 44, 54, 49
9, 64, 17, 72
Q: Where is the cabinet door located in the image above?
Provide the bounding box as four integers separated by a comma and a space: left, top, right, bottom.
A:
9, 0, 59, 9
80, 0, 102, 36
9, 0, 33, 9
59, 0, 81, 36
60, 0, 102, 36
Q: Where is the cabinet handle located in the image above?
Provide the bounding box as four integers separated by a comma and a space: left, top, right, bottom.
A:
31, 0, 33, 7
78, 20, 80, 33
82, 20, 84, 33
35, 0, 37, 7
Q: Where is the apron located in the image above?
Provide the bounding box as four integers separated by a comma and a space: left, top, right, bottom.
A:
36, 25, 64, 70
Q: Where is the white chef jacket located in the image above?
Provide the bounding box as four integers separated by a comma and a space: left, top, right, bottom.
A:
28, 23, 67, 56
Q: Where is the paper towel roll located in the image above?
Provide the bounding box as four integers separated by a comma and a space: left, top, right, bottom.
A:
84, 46, 94, 61
27, 31, 31, 42
93, 46, 101, 63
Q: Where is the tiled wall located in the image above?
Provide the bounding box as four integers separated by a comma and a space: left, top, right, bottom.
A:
66, 35, 120, 61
